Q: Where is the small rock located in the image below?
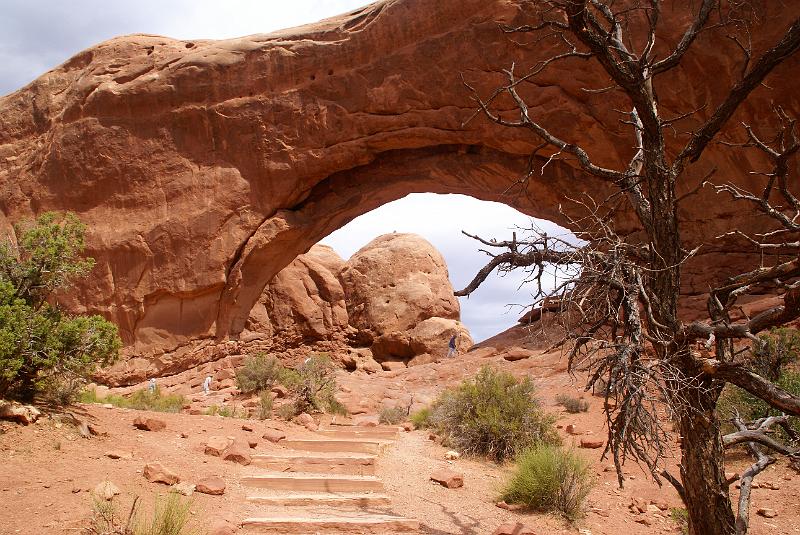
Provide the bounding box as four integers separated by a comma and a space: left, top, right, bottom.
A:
143, 462, 180, 485
444, 450, 460, 460
196, 476, 226, 496
635, 517, 653, 526
241, 424, 253, 432
221, 441, 252, 465
430, 468, 463, 489
180, 432, 189, 439
649, 500, 669, 511
566, 424, 581, 435
204, 436, 234, 456
502, 349, 531, 361
271, 385, 289, 399
171, 482, 195, 496
104, 450, 133, 460
580, 438, 604, 449
0, 401, 41, 425
133, 417, 166, 432
102, 403, 114, 409
757, 508, 778, 518
262, 429, 286, 443
492, 522, 535, 535
248, 440, 258, 449
402, 422, 413, 432
294, 412, 317, 431
208, 519, 237, 535
93, 481, 120, 501
495, 501, 525, 511
355, 415, 380, 427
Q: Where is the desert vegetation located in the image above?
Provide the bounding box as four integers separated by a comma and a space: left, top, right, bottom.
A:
555, 394, 589, 414
428, 365, 559, 462
500, 444, 594, 520
80, 388, 186, 414
0, 212, 121, 404
86, 493, 201, 535
378, 405, 406, 425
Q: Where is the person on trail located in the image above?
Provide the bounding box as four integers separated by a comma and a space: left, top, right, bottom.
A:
202, 376, 212, 395
447, 333, 458, 358
148, 378, 156, 394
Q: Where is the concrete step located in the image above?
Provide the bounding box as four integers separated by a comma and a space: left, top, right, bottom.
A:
251, 453, 376, 475
246, 491, 391, 507
241, 514, 419, 533
281, 438, 389, 455
315, 428, 400, 440
242, 473, 384, 492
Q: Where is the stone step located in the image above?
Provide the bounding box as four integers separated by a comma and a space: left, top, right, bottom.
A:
251, 453, 376, 475
246, 491, 391, 507
315, 428, 400, 440
242, 473, 384, 492
281, 439, 389, 455
241, 514, 418, 533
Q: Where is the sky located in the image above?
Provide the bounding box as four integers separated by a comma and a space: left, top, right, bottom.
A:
0, 1, 570, 342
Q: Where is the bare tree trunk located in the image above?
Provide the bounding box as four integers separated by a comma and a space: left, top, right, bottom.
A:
679, 380, 736, 535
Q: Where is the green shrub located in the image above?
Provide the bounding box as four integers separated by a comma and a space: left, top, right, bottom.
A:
555, 394, 589, 413
290, 354, 340, 414
500, 445, 593, 520
205, 403, 245, 418
410, 407, 432, 429
671, 507, 689, 534
258, 390, 273, 420
80, 387, 186, 413
0, 212, 121, 403
429, 366, 560, 461
750, 327, 800, 381
718, 372, 800, 440
379, 406, 406, 425
276, 402, 299, 420
236, 353, 284, 395
86, 493, 201, 535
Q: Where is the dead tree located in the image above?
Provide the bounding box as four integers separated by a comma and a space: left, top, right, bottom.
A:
457, 2, 800, 534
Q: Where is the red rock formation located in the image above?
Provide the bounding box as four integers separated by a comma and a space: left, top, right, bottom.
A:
0, 0, 796, 368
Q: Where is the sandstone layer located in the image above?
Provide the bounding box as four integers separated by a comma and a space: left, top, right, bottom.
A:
0, 0, 797, 368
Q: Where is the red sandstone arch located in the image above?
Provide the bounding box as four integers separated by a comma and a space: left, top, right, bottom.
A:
0, 0, 797, 360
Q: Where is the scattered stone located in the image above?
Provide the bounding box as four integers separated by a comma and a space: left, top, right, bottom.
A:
444, 450, 460, 460
294, 412, 317, 431
495, 501, 525, 512
105, 450, 133, 460
402, 422, 413, 432
241, 424, 253, 432
0, 401, 41, 425
271, 385, 288, 399
208, 519, 237, 535
757, 508, 778, 518
760, 480, 780, 490
180, 432, 189, 438
492, 522, 535, 535
204, 436, 234, 456
102, 403, 114, 409
262, 429, 286, 443
196, 476, 226, 496
630, 498, 647, 514
650, 500, 669, 511
221, 441, 252, 465
380, 360, 407, 372
430, 468, 464, 489
133, 417, 166, 432
93, 481, 120, 501
635, 517, 653, 526
247, 440, 258, 449
603, 465, 615, 472
565, 424, 581, 435
580, 438, 604, 449
171, 482, 195, 496
143, 462, 180, 485
502, 349, 531, 361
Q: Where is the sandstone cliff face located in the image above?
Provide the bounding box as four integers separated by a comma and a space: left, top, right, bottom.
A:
1, 0, 797, 366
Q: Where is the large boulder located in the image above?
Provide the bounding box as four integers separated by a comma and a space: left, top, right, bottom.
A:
340, 234, 464, 360
244, 244, 349, 346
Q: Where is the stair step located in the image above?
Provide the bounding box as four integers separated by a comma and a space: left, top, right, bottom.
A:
251, 453, 376, 475
246, 492, 391, 507
241, 514, 418, 533
242, 473, 384, 492
281, 439, 389, 454
315, 428, 400, 440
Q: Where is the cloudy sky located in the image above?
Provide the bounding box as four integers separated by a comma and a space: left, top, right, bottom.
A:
1, 1, 567, 342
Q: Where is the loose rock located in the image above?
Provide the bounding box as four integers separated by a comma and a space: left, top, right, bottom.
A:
580, 438, 604, 449
196, 476, 226, 496
204, 436, 234, 456
93, 481, 121, 501
757, 508, 778, 518
133, 417, 166, 432
262, 429, 286, 443
171, 482, 195, 496
430, 468, 463, 489
221, 441, 252, 465
143, 462, 180, 485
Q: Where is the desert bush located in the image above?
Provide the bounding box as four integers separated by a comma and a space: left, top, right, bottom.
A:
750, 327, 800, 381
258, 390, 273, 420
290, 354, 339, 414
235, 353, 283, 394
0, 212, 121, 403
410, 407, 432, 429
379, 405, 406, 425
718, 371, 800, 439
500, 444, 593, 520
429, 366, 559, 461
276, 401, 299, 420
555, 394, 589, 413
670, 507, 689, 535
80, 387, 186, 413
86, 493, 201, 535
